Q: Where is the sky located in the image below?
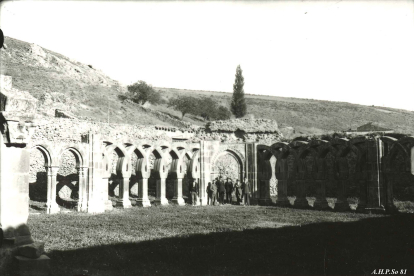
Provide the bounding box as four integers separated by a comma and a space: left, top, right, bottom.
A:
1, 0, 414, 111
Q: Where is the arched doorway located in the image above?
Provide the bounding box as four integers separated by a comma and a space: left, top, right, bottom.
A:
212, 150, 243, 183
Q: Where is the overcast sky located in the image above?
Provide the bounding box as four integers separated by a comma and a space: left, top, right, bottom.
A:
1, 0, 414, 110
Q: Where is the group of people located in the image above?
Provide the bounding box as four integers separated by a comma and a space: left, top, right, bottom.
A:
207, 176, 251, 206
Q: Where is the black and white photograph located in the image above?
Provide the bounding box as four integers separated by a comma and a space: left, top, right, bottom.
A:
0, 0, 414, 275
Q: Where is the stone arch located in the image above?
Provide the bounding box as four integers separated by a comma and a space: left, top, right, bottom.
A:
56, 146, 86, 210
147, 144, 171, 205
125, 144, 147, 198
105, 143, 131, 205
383, 140, 412, 203
288, 141, 310, 208
29, 145, 55, 209
211, 149, 244, 182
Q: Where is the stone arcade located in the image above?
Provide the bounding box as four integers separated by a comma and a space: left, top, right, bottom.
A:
1, 75, 414, 273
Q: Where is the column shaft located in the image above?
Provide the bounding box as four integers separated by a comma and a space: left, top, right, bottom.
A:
172, 178, 185, 206
137, 178, 151, 207
116, 177, 132, 208
155, 178, 169, 205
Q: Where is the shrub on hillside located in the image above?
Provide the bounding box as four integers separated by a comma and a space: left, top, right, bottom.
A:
127, 80, 162, 105
214, 106, 232, 120
168, 96, 199, 119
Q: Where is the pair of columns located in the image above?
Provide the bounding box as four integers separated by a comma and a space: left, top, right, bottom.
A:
46, 166, 89, 214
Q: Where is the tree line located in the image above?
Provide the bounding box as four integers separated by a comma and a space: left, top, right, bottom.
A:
125, 65, 247, 121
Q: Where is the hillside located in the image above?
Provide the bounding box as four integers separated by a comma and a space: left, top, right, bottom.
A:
1, 36, 414, 136
0, 36, 191, 128
156, 88, 414, 135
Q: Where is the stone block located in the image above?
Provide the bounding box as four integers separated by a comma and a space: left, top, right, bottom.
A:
18, 242, 45, 259
15, 254, 51, 276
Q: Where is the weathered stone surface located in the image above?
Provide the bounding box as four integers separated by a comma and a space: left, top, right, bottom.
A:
1, 75, 12, 90
17, 242, 45, 259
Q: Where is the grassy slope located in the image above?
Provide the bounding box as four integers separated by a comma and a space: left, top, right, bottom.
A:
156, 87, 414, 135
1, 37, 186, 127
25, 205, 414, 276
2, 36, 414, 135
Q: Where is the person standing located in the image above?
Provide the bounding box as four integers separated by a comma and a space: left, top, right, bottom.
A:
189, 180, 199, 206
206, 182, 212, 205
218, 177, 226, 205
210, 180, 217, 206
235, 179, 243, 205
225, 178, 233, 204
243, 178, 251, 206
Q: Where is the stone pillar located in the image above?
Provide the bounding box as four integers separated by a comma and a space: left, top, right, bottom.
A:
334, 179, 350, 211
258, 179, 272, 205
200, 141, 215, 206
116, 177, 132, 208
101, 177, 113, 211
294, 179, 309, 208
86, 133, 105, 213
154, 178, 169, 205
275, 159, 289, 206
136, 178, 151, 207
77, 167, 88, 212
365, 139, 385, 212
313, 179, 329, 209
47, 166, 60, 214
246, 143, 258, 204
171, 178, 185, 205
294, 160, 309, 208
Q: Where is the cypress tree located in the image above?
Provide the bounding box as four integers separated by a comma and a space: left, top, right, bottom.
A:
231, 65, 247, 118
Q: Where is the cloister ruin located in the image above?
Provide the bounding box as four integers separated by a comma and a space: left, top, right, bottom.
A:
1, 74, 414, 250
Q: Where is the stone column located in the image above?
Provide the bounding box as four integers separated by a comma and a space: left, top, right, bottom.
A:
154, 178, 169, 205
356, 179, 367, 211
77, 167, 88, 212
47, 166, 60, 214
172, 178, 185, 206
116, 177, 132, 208
258, 179, 272, 205
246, 143, 258, 204
294, 179, 309, 208
86, 133, 105, 213
275, 159, 289, 206
334, 157, 350, 211
136, 178, 151, 207
365, 139, 385, 212
101, 177, 113, 211
294, 160, 308, 208
313, 179, 329, 209
200, 141, 216, 206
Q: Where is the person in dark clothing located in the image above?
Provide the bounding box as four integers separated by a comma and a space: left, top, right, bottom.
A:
225, 178, 233, 204
243, 178, 251, 206
218, 178, 226, 205
189, 180, 199, 206
215, 177, 220, 202
206, 182, 212, 205
210, 180, 218, 206
235, 179, 243, 205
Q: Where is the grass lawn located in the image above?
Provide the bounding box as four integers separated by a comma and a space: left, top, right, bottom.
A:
25, 205, 414, 276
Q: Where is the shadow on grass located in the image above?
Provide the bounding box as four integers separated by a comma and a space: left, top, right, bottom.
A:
46, 214, 414, 276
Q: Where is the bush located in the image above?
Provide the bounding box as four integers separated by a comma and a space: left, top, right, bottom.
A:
127, 80, 162, 105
